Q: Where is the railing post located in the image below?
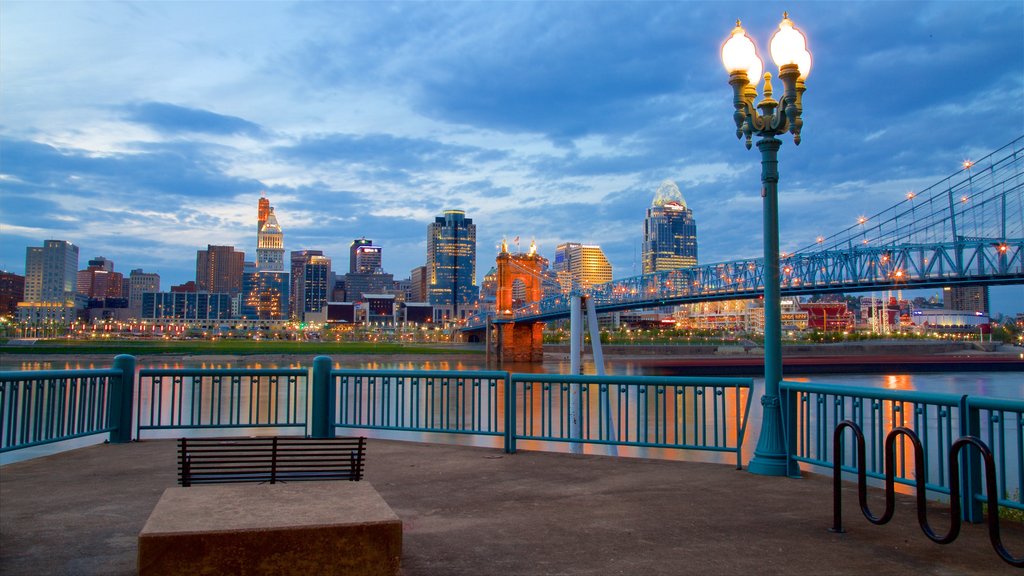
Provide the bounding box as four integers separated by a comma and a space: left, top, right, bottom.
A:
782, 384, 801, 477
109, 354, 136, 443
311, 356, 334, 439
959, 395, 983, 523
504, 373, 517, 454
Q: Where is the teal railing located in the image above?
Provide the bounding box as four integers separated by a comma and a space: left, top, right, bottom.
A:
507, 374, 753, 468
0, 355, 134, 452
782, 380, 1024, 519
135, 367, 309, 437
328, 368, 506, 437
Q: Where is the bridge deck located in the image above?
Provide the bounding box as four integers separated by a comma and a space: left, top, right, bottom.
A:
2, 439, 1020, 575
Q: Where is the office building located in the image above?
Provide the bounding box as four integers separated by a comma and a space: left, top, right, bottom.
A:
426, 209, 478, 321
256, 204, 285, 272
257, 195, 271, 232
642, 180, 698, 273
23, 240, 79, 303
0, 271, 25, 319
196, 245, 245, 296
349, 238, 375, 273
409, 265, 428, 302
240, 271, 290, 320
299, 254, 331, 321
290, 250, 324, 319
128, 269, 161, 319
142, 292, 233, 321
77, 257, 123, 299
553, 242, 612, 291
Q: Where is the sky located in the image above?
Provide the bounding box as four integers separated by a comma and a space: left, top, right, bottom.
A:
1, 1, 1022, 315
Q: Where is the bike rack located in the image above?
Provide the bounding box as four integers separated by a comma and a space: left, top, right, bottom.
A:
830, 420, 1022, 568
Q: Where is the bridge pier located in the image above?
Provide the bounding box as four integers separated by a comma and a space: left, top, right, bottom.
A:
492, 319, 544, 364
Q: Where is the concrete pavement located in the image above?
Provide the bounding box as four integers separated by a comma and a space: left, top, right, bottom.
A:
1, 439, 1020, 575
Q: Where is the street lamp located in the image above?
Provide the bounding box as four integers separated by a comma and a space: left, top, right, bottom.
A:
722, 13, 810, 477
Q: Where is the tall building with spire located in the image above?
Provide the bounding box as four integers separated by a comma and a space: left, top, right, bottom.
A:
257, 195, 271, 233
256, 208, 285, 272
642, 180, 697, 274
426, 209, 478, 321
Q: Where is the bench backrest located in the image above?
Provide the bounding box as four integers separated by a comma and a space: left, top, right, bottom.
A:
178, 437, 366, 486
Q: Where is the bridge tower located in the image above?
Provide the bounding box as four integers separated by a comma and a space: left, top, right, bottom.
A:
493, 240, 545, 363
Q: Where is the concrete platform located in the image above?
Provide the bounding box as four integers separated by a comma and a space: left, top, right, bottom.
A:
1, 438, 1022, 575
138, 482, 401, 576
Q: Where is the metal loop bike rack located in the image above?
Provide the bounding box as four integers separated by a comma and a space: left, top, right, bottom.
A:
831, 420, 1022, 568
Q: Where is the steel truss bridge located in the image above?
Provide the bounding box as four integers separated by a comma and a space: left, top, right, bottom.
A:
466, 136, 1024, 327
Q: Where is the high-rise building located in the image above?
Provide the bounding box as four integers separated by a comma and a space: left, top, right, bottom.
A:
24, 240, 79, 303
352, 241, 382, 274
642, 180, 697, 273
142, 292, 233, 321
943, 285, 990, 314
256, 208, 285, 272
77, 256, 123, 299
553, 242, 612, 291
290, 250, 324, 319
241, 271, 290, 320
196, 245, 245, 296
426, 210, 478, 321
128, 269, 161, 319
301, 255, 332, 320
349, 238, 374, 273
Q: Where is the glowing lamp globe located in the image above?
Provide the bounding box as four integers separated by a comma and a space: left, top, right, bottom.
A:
722, 21, 763, 80
769, 13, 807, 69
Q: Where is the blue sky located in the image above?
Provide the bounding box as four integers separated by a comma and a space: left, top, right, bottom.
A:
1, 1, 1022, 314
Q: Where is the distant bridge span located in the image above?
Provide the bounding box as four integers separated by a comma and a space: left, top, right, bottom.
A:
465, 136, 1024, 329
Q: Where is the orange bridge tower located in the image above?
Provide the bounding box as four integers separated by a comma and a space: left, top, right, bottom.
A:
492, 239, 546, 363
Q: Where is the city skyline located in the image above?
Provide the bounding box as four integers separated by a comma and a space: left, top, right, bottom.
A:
1, 1, 1022, 314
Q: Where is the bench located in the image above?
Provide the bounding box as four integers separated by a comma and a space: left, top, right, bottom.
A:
178, 436, 365, 486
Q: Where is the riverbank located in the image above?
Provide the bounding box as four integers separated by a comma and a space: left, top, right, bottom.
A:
2, 340, 1021, 374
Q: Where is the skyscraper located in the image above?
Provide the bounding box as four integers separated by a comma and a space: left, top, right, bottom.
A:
241, 271, 290, 320
77, 256, 123, 299
352, 241, 382, 274
301, 255, 331, 320
943, 285, 990, 314
290, 250, 323, 319
642, 180, 697, 274
553, 242, 612, 291
196, 245, 245, 296
426, 209, 478, 321
24, 240, 79, 303
256, 208, 285, 272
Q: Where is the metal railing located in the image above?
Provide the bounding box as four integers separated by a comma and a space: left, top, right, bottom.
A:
507, 374, 753, 468
0, 355, 134, 452
782, 380, 1024, 518
136, 367, 309, 437
328, 368, 506, 438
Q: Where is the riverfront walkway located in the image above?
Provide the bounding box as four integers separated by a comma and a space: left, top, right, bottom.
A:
1, 439, 1020, 575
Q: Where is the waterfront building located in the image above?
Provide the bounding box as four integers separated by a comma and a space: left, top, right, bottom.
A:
553, 242, 612, 292
642, 180, 698, 273
142, 292, 233, 321
943, 285, 989, 314
343, 272, 395, 302
256, 208, 285, 272
240, 271, 290, 320
0, 271, 25, 319
426, 210, 479, 322
196, 245, 244, 296
128, 269, 160, 319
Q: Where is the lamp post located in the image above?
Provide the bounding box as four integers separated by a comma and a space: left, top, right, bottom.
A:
722, 13, 810, 477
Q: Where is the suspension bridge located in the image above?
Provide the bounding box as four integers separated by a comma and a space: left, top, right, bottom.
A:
467, 136, 1024, 329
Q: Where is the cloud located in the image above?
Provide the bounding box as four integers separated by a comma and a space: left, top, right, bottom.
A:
124, 102, 263, 136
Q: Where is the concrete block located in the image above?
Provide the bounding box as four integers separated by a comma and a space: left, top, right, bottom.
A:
138, 481, 401, 576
